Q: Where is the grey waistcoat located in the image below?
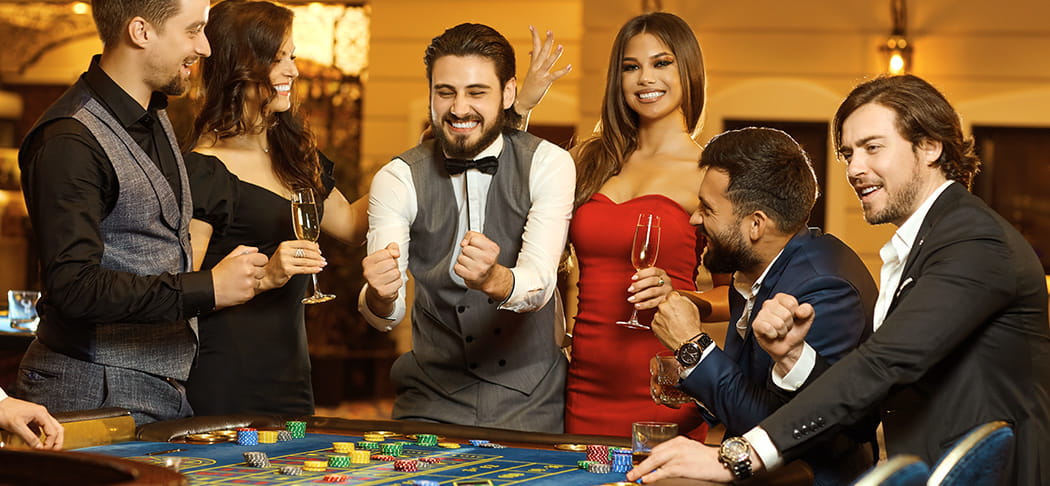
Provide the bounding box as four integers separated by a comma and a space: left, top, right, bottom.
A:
27, 80, 197, 380
402, 131, 560, 396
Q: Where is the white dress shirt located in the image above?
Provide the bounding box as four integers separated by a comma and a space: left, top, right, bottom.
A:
358, 134, 575, 331
748, 180, 956, 471
0, 386, 7, 401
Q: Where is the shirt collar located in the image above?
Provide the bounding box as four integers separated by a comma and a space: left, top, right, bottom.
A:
883, 180, 955, 264
474, 133, 504, 160
733, 248, 786, 300
83, 54, 169, 130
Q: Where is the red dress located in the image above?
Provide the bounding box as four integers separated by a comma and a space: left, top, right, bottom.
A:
565, 194, 708, 440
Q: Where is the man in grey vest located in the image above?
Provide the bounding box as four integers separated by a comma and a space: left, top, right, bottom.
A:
16, 0, 266, 425
359, 23, 575, 433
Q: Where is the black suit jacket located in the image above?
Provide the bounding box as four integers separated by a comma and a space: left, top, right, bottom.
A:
761, 183, 1050, 485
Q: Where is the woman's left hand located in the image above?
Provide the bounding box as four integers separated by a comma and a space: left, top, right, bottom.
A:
627, 266, 673, 309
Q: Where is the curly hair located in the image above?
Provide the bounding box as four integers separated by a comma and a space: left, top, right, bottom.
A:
188, 0, 325, 197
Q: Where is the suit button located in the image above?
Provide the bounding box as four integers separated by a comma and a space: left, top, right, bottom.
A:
498, 359, 506, 367
457, 306, 466, 313
800, 424, 808, 435
792, 429, 801, 439
465, 335, 474, 343
469, 363, 478, 370
810, 421, 818, 429
816, 417, 825, 426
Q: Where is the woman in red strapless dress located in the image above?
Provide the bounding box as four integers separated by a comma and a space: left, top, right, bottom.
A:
566, 194, 708, 437
558, 12, 714, 439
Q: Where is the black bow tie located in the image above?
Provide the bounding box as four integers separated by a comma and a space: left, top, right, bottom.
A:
445, 156, 499, 175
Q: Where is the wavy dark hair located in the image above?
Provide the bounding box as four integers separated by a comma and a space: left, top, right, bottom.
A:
572, 12, 706, 208
701, 127, 818, 233
833, 74, 981, 188
92, 0, 181, 47
188, 0, 325, 196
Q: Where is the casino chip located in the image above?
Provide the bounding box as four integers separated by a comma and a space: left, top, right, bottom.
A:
286, 420, 307, 439
437, 442, 461, 449
258, 430, 278, 444
411, 481, 439, 486
478, 442, 507, 448
393, 459, 419, 472
236, 429, 259, 446
418, 456, 441, 464
587, 462, 612, 474
242, 451, 269, 468
327, 455, 351, 468
276, 430, 293, 441
322, 474, 348, 483
279, 465, 303, 476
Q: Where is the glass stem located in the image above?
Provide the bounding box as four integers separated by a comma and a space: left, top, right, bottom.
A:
311, 273, 321, 296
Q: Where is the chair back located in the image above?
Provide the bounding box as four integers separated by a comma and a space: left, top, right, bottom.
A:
849, 455, 929, 486
927, 421, 1014, 486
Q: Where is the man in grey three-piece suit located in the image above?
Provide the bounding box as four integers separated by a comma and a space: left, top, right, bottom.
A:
359, 23, 575, 433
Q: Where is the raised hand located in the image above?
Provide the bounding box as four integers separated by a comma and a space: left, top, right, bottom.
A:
514, 26, 572, 119
211, 245, 268, 309
259, 240, 325, 293
0, 396, 64, 450
651, 291, 703, 351
752, 293, 815, 374
455, 231, 513, 301
362, 242, 402, 316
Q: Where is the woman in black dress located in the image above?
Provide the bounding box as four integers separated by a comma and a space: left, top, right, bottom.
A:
183, 0, 366, 415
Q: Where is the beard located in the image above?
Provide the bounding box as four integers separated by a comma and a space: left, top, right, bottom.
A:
159, 74, 187, 97
862, 151, 924, 225
433, 109, 505, 159
701, 222, 760, 275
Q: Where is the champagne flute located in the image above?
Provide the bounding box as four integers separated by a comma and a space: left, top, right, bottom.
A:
616, 213, 661, 329
291, 188, 335, 304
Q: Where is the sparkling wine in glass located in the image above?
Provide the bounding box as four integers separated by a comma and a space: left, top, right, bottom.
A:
617, 213, 661, 329
291, 188, 335, 304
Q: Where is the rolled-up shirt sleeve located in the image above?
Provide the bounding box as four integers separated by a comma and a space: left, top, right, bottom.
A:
358, 159, 415, 331
499, 141, 575, 312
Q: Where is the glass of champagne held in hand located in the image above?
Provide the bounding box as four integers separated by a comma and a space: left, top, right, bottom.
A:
616, 213, 661, 329
291, 188, 335, 304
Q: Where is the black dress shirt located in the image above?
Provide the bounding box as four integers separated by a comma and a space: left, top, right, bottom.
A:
19, 56, 213, 330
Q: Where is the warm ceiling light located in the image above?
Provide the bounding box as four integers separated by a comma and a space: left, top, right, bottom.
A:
72, 2, 89, 15
880, 0, 912, 74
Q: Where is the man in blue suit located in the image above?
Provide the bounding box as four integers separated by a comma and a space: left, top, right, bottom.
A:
650, 127, 878, 485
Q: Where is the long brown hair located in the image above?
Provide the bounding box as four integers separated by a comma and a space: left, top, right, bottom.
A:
188, 0, 325, 196
573, 12, 706, 208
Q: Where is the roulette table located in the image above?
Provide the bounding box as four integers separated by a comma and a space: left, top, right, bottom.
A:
0, 411, 812, 486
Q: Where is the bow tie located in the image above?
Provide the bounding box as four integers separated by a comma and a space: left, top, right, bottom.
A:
445, 156, 499, 175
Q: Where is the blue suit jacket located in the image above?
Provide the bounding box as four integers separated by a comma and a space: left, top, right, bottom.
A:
681, 228, 878, 484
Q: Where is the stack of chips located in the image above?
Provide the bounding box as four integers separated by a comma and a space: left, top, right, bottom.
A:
418, 457, 442, 465
322, 474, 348, 483
478, 442, 506, 449
393, 459, 418, 472
350, 449, 372, 464
236, 428, 258, 446
286, 421, 307, 439
276, 430, 293, 442
380, 442, 403, 457
242, 451, 269, 468
415, 434, 439, 447
587, 462, 612, 474
577, 460, 592, 469
611, 449, 632, 473
586, 445, 610, 465
327, 455, 351, 468
258, 430, 278, 444
468, 439, 489, 447
332, 442, 355, 454
437, 442, 461, 449
278, 465, 303, 476
372, 454, 397, 462
357, 440, 380, 451
303, 460, 327, 473
410, 481, 439, 486
363, 433, 386, 442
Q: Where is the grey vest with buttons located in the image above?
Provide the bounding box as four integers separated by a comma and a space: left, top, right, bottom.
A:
26, 80, 197, 380
400, 131, 561, 397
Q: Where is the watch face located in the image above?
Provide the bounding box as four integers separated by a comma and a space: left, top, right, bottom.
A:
677, 343, 701, 366
721, 437, 750, 461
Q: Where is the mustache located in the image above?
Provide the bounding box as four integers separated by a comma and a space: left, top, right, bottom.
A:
444, 113, 482, 124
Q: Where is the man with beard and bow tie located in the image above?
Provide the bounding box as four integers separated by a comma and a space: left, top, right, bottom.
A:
359, 23, 575, 433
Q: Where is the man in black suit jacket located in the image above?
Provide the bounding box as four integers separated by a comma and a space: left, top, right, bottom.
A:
629, 75, 1050, 485
649, 127, 878, 485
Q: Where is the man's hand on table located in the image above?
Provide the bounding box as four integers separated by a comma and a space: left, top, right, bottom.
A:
627, 436, 765, 484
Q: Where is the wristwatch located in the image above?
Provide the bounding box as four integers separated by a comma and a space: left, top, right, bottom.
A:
674, 332, 713, 368
718, 436, 753, 481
